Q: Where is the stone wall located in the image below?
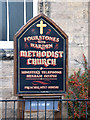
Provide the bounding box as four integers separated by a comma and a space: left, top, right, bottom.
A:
0, 60, 17, 119
50, 2, 88, 75
1, 60, 17, 99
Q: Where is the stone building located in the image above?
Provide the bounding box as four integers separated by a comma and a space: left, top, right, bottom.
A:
0, 0, 89, 119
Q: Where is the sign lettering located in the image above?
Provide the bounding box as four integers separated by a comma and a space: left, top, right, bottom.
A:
14, 14, 68, 96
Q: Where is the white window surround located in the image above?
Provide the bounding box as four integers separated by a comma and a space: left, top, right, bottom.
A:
0, 0, 38, 49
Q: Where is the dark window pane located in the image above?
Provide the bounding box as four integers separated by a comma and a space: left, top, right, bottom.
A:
2, 2, 7, 41
26, 1, 33, 22
9, 2, 24, 41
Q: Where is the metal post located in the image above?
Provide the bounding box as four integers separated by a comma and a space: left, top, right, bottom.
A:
22, 100, 24, 119
53, 101, 55, 120
86, 102, 87, 120
61, 100, 63, 120
14, 101, 15, 119
5, 101, 7, 120
79, 102, 81, 120
45, 100, 46, 120
73, 101, 74, 120
37, 101, 39, 120
67, 101, 68, 119
30, 100, 31, 120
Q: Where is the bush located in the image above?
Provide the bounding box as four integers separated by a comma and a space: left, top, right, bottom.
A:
64, 54, 89, 119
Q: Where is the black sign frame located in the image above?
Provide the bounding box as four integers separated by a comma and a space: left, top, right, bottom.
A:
14, 14, 68, 96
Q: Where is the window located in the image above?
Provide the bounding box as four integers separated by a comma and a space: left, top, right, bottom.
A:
9, 2, 24, 41
0, 0, 38, 49
2, 2, 7, 41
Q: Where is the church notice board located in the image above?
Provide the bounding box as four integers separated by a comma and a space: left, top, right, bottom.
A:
14, 14, 68, 96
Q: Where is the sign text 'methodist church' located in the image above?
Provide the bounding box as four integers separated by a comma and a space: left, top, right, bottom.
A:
14, 14, 68, 96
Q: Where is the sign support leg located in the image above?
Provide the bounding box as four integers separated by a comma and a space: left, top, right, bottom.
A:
54, 96, 62, 120
17, 96, 25, 119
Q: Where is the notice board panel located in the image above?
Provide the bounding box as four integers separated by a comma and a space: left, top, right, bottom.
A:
14, 14, 68, 96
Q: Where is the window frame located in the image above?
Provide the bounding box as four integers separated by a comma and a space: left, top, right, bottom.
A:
0, 0, 38, 49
